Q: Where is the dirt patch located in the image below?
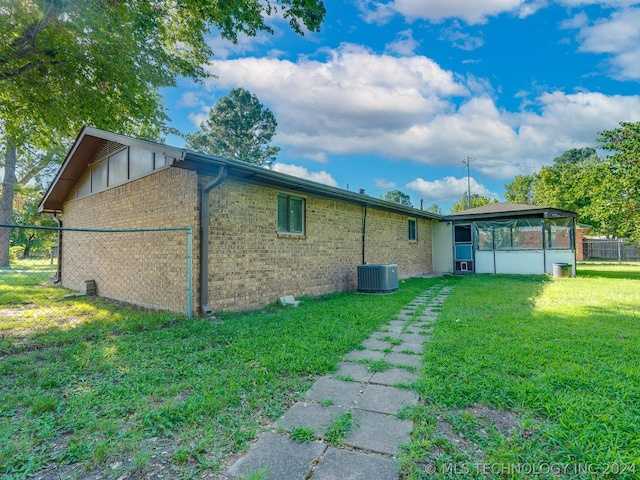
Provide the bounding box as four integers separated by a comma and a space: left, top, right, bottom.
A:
463, 404, 520, 437
429, 403, 526, 462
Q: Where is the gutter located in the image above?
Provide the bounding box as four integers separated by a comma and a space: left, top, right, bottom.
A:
200, 166, 227, 314
53, 214, 62, 283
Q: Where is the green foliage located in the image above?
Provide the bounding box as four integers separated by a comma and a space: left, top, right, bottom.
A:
503, 174, 535, 204
186, 87, 280, 166
426, 203, 444, 215
593, 122, 640, 242
325, 412, 356, 447
503, 147, 609, 232
451, 194, 495, 213
290, 426, 316, 443
381, 189, 413, 207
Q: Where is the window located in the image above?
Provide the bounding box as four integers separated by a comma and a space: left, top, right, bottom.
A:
277, 194, 305, 234
545, 218, 572, 249
69, 145, 167, 202
408, 218, 417, 241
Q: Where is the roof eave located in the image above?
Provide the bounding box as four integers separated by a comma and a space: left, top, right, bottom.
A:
182, 151, 442, 220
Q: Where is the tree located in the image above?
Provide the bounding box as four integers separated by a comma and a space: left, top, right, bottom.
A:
186, 88, 280, 166
381, 189, 413, 207
451, 194, 495, 213
11, 185, 57, 258
426, 203, 444, 215
504, 174, 535, 204
552, 147, 598, 165
591, 122, 640, 242
0, 0, 326, 265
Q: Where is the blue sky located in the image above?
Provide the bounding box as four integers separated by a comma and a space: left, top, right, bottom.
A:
162, 0, 640, 212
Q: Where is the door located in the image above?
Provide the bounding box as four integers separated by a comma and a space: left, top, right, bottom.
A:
454, 224, 474, 273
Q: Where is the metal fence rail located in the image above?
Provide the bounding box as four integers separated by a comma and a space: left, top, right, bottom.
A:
1, 224, 193, 317
583, 238, 640, 262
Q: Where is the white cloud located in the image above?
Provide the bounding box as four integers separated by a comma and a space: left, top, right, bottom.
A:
192, 44, 640, 181
375, 178, 397, 189
439, 22, 484, 50
570, 8, 640, 79
356, 0, 397, 24
271, 163, 339, 187
406, 176, 499, 202
385, 29, 420, 56
207, 31, 275, 60
389, 0, 528, 24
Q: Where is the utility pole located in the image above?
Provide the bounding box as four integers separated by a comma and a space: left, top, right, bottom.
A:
462, 157, 472, 209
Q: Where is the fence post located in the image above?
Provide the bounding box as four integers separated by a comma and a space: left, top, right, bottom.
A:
186, 225, 193, 318
618, 240, 622, 264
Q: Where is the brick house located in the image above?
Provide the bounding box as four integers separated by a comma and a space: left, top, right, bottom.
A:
39, 127, 440, 315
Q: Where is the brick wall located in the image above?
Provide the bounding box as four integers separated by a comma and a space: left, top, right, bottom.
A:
204, 178, 433, 312
60, 167, 199, 313
59, 166, 434, 314
364, 210, 433, 277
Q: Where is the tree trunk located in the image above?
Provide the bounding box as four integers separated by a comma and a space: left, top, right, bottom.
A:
0, 141, 17, 267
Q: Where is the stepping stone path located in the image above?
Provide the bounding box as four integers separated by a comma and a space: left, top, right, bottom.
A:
225, 280, 454, 479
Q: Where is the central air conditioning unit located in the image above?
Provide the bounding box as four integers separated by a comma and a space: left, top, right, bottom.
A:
357, 264, 399, 293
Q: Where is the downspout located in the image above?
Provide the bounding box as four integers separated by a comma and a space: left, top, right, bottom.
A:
200, 166, 227, 314
361, 205, 367, 264
53, 213, 62, 284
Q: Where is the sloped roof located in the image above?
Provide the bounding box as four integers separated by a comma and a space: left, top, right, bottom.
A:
442, 202, 576, 221
39, 127, 442, 220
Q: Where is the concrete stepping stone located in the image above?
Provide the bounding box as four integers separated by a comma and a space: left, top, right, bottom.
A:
386, 320, 407, 328
399, 333, 425, 344
361, 338, 391, 350
344, 349, 385, 362
370, 368, 419, 386
312, 447, 399, 480
385, 352, 422, 368
395, 312, 412, 321
384, 324, 405, 333
333, 362, 373, 383
345, 409, 413, 455
305, 377, 363, 406
395, 343, 422, 354
356, 384, 418, 415
226, 432, 325, 479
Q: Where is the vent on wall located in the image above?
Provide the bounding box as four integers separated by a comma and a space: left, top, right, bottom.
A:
357, 264, 399, 293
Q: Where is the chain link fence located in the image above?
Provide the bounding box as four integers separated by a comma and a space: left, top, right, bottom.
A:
583, 238, 640, 262
1, 224, 193, 316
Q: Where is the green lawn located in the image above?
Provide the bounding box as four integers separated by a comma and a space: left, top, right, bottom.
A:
1, 265, 638, 479
400, 263, 639, 479
0, 273, 443, 478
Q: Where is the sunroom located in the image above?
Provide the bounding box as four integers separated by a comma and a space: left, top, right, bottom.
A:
442, 203, 577, 276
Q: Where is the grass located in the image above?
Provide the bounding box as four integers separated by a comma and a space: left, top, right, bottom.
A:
290, 426, 316, 443
324, 412, 356, 447
400, 263, 640, 479
0, 272, 443, 478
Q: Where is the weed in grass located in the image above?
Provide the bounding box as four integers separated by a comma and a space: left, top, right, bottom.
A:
29, 394, 59, 415
319, 398, 334, 407
173, 447, 190, 464
334, 374, 353, 382
382, 347, 393, 354
380, 335, 403, 346
325, 412, 356, 447
365, 359, 393, 373
290, 426, 316, 443
243, 466, 271, 480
